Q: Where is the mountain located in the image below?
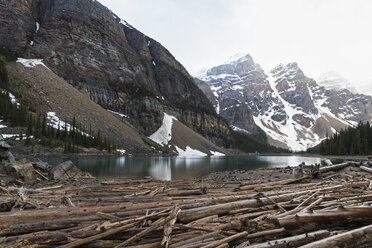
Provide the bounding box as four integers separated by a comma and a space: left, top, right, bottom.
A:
318, 71, 357, 94
195, 54, 372, 151
0, 0, 230, 155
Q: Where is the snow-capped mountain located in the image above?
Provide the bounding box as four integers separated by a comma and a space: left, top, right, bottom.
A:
195, 54, 372, 151
318, 71, 357, 94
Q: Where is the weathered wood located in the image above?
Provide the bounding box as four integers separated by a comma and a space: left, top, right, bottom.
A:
200, 231, 248, 248
59, 221, 139, 248
114, 207, 181, 248
169, 231, 222, 248
239, 176, 310, 191
320, 162, 354, 173
178, 191, 305, 223
279, 206, 372, 234
299, 224, 372, 248
248, 230, 330, 248
161, 206, 180, 248
360, 165, 372, 174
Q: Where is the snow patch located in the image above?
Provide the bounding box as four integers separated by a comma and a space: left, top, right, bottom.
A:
210, 151, 225, 156
16, 58, 48, 69
30, 41, 34, 46
149, 113, 177, 146
47, 112, 90, 136
1, 90, 20, 106
120, 19, 133, 29
117, 149, 126, 155
175, 146, 207, 157
108, 110, 129, 118
2, 134, 18, 139
152, 61, 156, 66
231, 125, 250, 134
36, 22, 40, 33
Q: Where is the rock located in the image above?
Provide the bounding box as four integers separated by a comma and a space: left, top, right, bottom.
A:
321, 159, 333, 166
50, 161, 91, 180
0, 134, 10, 150
196, 54, 372, 151
6, 163, 37, 184
0, 0, 229, 145
32, 161, 51, 172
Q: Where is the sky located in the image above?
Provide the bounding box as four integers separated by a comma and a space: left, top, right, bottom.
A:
98, 0, 372, 90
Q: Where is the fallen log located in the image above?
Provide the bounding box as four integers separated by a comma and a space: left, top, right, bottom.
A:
59, 221, 140, 248
320, 162, 355, 174
247, 230, 330, 248
200, 231, 248, 248
239, 176, 310, 191
360, 165, 372, 174
279, 206, 372, 234
169, 231, 222, 248
114, 207, 181, 248
299, 224, 372, 248
178, 191, 305, 223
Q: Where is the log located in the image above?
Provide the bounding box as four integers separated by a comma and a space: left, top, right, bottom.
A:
360, 165, 372, 174
320, 162, 354, 173
169, 231, 222, 248
59, 221, 139, 248
178, 191, 306, 223
247, 230, 330, 248
161, 206, 180, 247
279, 206, 372, 234
239, 176, 310, 191
200, 231, 248, 248
114, 207, 181, 248
299, 224, 372, 248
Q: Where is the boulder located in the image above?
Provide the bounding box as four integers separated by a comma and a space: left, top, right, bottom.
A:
50, 161, 91, 180
6, 163, 37, 184
0, 134, 10, 150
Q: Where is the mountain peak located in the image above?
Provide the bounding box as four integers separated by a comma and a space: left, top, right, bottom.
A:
223, 53, 253, 65
318, 71, 357, 94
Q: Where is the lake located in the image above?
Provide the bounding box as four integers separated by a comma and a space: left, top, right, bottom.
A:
39, 155, 326, 180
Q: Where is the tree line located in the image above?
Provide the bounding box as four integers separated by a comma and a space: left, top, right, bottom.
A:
320, 122, 372, 155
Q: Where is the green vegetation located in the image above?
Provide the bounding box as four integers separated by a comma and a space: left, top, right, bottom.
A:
319, 122, 372, 155
0, 60, 115, 153
231, 130, 289, 154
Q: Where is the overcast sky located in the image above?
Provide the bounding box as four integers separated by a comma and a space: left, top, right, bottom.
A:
98, 0, 372, 89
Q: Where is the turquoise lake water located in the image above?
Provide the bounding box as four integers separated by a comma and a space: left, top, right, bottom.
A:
39, 155, 326, 180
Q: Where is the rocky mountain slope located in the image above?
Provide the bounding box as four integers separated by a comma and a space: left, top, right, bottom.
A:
195, 54, 372, 151
5, 60, 151, 155
0, 0, 229, 149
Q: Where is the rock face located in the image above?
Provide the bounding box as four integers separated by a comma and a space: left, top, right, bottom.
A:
196, 54, 372, 151
0, 0, 229, 145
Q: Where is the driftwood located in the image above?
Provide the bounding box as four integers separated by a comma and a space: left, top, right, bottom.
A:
248, 230, 330, 248
360, 165, 372, 174
299, 224, 372, 248
319, 162, 355, 173
1, 160, 372, 247
279, 206, 372, 234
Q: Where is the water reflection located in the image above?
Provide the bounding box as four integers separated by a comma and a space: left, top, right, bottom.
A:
38, 156, 323, 181
149, 157, 171, 181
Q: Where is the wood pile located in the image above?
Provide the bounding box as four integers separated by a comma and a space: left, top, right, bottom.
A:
1, 161, 372, 247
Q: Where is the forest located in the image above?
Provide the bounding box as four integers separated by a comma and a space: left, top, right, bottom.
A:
319, 122, 372, 155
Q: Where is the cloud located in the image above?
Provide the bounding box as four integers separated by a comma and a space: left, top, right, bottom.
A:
98, 0, 372, 88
